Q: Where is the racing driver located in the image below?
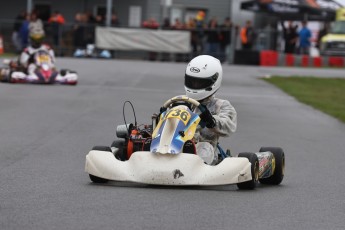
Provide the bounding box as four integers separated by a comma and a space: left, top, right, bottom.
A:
0, 32, 55, 82
19, 32, 56, 76
184, 55, 237, 165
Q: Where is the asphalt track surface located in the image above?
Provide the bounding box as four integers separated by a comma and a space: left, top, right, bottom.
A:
1, 58, 345, 230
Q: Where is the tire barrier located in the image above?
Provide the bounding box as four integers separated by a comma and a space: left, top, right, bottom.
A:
260, 50, 345, 68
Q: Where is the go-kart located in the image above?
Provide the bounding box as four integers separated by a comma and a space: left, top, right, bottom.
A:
0, 50, 78, 85
85, 96, 285, 189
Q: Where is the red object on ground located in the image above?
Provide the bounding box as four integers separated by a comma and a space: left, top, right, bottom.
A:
328, 57, 344, 67
260, 50, 278, 66
313, 57, 322, 67
285, 54, 294, 66
301, 55, 309, 67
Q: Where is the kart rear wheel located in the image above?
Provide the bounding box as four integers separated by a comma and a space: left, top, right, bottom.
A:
237, 152, 259, 190
88, 146, 112, 183
258, 147, 285, 185
111, 140, 126, 161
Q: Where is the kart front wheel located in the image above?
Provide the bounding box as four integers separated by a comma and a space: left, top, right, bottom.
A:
89, 174, 108, 183
237, 152, 259, 190
92, 146, 112, 152
258, 147, 285, 185
88, 146, 112, 183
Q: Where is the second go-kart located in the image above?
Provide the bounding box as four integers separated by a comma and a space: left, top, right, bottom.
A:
0, 50, 78, 85
85, 95, 285, 189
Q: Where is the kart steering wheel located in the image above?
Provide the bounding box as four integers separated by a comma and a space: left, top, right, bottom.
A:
162, 95, 205, 112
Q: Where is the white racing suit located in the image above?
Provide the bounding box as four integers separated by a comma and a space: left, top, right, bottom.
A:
20, 44, 55, 74
193, 95, 237, 165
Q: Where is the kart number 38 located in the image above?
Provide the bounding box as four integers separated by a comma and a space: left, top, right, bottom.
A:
165, 108, 191, 125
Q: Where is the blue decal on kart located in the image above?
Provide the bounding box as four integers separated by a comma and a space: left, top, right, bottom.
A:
170, 120, 187, 153
150, 119, 167, 152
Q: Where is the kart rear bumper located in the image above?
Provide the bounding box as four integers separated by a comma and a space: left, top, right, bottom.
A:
85, 150, 252, 186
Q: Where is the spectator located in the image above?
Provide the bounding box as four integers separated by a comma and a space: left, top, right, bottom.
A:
19, 13, 30, 50
220, 17, 233, 62
172, 18, 184, 29
281, 21, 298, 54
161, 18, 171, 61
186, 17, 196, 29
240, 20, 255, 50
195, 11, 206, 55
172, 18, 187, 62
95, 15, 105, 26
111, 13, 120, 27
12, 10, 26, 53
84, 11, 96, 45
48, 10, 65, 48
264, 22, 278, 50
162, 17, 171, 29
186, 17, 198, 57
298, 21, 311, 55
95, 14, 112, 58
142, 17, 159, 29
29, 11, 45, 38
85, 10, 96, 24
206, 17, 220, 58
317, 22, 330, 49
73, 13, 87, 57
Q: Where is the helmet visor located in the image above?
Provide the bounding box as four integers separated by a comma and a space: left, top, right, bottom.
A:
185, 73, 218, 90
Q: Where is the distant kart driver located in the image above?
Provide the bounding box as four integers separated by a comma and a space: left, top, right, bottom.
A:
20, 33, 56, 76
184, 55, 237, 165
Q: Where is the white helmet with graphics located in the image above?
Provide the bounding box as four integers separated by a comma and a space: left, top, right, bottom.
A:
184, 55, 223, 101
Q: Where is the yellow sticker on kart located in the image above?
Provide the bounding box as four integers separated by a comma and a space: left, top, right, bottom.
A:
165, 108, 191, 125
37, 54, 50, 63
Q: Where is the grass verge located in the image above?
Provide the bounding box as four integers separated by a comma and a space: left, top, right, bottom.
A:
262, 76, 345, 123
0, 53, 17, 58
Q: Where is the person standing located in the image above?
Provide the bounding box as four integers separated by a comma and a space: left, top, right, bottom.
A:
206, 17, 220, 58
142, 17, 159, 61
12, 11, 26, 53
29, 11, 45, 38
19, 13, 30, 50
298, 21, 312, 55
281, 21, 299, 54
220, 17, 233, 62
240, 20, 255, 50
48, 11, 65, 48
317, 22, 330, 49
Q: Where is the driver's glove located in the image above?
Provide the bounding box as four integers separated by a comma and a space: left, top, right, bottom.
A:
199, 107, 216, 129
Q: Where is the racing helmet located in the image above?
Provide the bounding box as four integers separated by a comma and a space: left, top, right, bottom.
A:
30, 33, 45, 48
184, 55, 223, 101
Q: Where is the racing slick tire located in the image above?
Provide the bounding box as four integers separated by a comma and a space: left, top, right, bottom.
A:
88, 146, 112, 183
60, 69, 69, 76
258, 147, 285, 185
237, 152, 259, 190
111, 140, 126, 161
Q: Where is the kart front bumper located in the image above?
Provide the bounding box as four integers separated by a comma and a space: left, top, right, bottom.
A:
85, 151, 252, 186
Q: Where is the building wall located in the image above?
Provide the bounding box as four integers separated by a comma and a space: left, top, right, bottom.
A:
0, 0, 147, 26
0, 0, 256, 27
172, 0, 232, 22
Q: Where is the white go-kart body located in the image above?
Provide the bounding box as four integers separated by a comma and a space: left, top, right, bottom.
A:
85, 96, 285, 189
